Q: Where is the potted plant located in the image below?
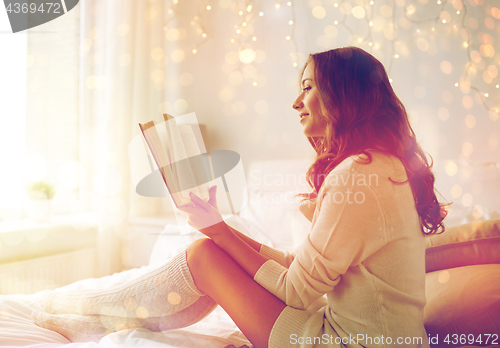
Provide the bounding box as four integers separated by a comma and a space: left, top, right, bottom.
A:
26, 181, 55, 221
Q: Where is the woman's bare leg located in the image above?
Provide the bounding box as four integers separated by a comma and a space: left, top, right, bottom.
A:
187, 238, 287, 348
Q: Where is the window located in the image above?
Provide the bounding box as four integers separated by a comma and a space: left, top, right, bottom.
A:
0, 10, 27, 220
0, 6, 81, 221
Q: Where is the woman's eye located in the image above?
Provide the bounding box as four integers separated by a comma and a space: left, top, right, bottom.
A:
302, 87, 311, 92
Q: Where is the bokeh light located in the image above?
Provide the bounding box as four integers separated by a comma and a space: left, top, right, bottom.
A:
465, 114, 476, 128
312, 6, 326, 19
461, 193, 473, 207
445, 160, 458, 176
438, 270, 450, 284
239, 49, 256, 64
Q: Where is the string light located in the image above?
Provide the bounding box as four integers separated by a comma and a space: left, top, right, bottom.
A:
223, 0, 270, 89
180, 1, 211, 55
400, 1, 499, 116
171, 0, 498, 117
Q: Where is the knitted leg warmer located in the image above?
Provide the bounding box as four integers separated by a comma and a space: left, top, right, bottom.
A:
32, 251, 217, 342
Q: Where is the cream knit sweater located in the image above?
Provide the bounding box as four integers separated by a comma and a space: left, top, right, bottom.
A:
254, 151, 430, 348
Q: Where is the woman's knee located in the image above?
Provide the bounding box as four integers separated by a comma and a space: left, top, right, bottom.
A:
186, 238, 218, 270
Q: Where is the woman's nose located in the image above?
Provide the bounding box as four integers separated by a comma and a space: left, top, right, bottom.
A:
292, 96, 303, 110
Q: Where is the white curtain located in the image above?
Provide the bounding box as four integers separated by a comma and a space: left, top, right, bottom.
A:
78, 0, 182, 275
27, 1, 180, 276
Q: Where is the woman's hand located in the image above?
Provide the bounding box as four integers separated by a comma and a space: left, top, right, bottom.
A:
178, 185, 230, 239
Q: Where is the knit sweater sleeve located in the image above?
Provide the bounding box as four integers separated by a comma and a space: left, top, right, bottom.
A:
259, 244, 296, 268
253, 164, 388, 309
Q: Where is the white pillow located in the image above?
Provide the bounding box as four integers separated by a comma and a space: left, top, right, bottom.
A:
238, 189, 310, 250
239, 159, 313, 250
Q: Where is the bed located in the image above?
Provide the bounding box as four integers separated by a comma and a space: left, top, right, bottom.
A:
1, 159, 499, 347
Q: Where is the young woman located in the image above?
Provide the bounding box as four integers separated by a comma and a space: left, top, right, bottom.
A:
33, 46, 444, 348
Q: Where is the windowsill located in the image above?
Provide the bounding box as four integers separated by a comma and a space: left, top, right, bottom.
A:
0, 212, 99, 264
0, 212, 99, 234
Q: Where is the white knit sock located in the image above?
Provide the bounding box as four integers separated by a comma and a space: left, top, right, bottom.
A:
32, 295, 217, 343
38, 251, 204, 318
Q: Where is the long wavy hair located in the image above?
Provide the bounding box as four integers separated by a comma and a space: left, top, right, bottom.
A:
301, 46, 445, 235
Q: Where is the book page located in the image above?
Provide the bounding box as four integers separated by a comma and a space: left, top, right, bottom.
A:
178, 125, 211, 202
163, 120, 196, 204
140, 113, 211, 208
178, 125, 202, 158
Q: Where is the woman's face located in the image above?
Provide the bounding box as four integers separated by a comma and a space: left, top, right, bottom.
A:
292, 61, 326, 137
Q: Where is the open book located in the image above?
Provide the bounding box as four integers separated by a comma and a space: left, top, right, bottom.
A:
138, 113, 212, 208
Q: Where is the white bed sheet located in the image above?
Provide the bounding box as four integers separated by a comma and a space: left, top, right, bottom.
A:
0, 264, 252, 348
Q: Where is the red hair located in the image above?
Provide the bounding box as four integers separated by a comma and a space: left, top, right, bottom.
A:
301, 47, 445, 235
